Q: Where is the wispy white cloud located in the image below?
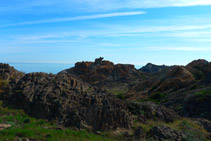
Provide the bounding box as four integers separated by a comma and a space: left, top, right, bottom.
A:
159, 31, 211, 38
149, 46, 211, 51
192, 39, 211, 43
9, 23, 211, 44
2, 0, 211, 14
62, 0, 211, 11
0, 11, 146, 28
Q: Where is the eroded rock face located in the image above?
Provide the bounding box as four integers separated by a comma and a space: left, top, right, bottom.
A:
126, 66, 196, 101
59, 57, 142, 85
127, 102, 179, 123
4, 72, 132, 131
150, 66, 195, 93
147, 125, 185, 141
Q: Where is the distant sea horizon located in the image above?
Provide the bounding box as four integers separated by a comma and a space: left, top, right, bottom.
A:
7, 63, 143, 74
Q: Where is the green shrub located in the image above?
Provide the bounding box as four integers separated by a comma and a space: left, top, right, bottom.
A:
148, 92, 167, 104
194, 89, 211, 102
116, 93, 125, 100
193, 71, 204, 80
179, 120, 206, 141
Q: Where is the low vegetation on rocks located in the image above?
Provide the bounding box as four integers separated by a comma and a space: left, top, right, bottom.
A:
0, 101, 112, 141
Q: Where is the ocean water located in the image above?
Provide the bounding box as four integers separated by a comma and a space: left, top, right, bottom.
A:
9, 63, 74, 74
8, 63, 142, 74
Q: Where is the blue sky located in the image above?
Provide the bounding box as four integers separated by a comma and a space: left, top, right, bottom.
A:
1, 0, 211, 65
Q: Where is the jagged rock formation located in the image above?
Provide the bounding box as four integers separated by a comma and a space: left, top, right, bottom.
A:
149, 66, 195, 93
1, 58, 211, 139
59, 57, 142, 86
139, 63, 169, 74
124, 59, 211, 121
126, 66, 196, 100
1, 65, 133, 131
127, 102, 179, 123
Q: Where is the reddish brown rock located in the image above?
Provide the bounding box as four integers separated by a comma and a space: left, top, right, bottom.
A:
59, 57, 142, 85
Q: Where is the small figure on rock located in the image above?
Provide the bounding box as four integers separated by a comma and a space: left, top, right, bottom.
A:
94, 57, 104, 65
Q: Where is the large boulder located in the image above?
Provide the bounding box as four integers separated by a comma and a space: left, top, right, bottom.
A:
4, 72, 133, 131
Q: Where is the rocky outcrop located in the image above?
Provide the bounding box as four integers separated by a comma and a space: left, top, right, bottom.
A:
186, 59, 211, 81
127, 102, 179, 123
4, 72, 133, 131
59, 57, 142, 85
147, 125, 185, 141
0, 63, 24, 99
150, 66, 195, 93
0, 63, 24, 82
126, 66, 196, 101
194, 118, 211, 133
140, 63, 169, 74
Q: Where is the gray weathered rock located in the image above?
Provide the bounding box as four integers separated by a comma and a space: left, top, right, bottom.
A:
127, 102, 179, 123
194, 118, 211, 133
147, 125, 184, 141
4, 72, 133, 131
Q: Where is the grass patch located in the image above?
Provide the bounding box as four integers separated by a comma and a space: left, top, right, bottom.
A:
139, 92, 167, 104
107, 88, 128, 100
0, 80, 9, 88
194, 89, 211, 102
107, 88, 128, 95
178, 119, 207, 140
